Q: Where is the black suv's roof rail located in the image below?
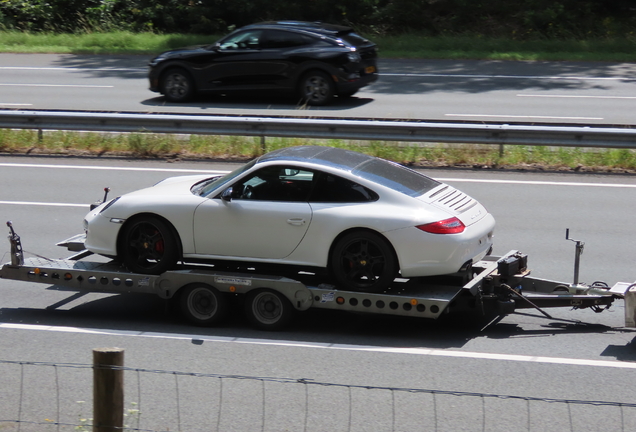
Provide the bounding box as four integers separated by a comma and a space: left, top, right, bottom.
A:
246, 21, 353, 35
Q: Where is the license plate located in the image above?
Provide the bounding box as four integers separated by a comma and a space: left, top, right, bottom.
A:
365, 66, 376, 74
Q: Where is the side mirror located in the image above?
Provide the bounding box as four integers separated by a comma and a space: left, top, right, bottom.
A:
221, 187, 233, 202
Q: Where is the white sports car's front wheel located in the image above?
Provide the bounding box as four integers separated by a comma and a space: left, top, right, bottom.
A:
120, 216, 179, 275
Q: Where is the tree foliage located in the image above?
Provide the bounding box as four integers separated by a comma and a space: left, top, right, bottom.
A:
1, 0, 635, 38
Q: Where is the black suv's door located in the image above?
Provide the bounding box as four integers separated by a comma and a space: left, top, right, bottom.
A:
193, 29, 315, 91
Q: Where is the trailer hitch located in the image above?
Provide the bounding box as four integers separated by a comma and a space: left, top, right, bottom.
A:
6, 221, 24, 267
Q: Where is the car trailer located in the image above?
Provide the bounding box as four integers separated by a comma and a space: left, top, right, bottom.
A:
2, 221, 636, 330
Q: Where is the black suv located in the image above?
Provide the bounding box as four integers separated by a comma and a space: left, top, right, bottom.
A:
148, 21, 378, 106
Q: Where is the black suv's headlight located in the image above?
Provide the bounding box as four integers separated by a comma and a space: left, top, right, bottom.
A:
346, 51, 361, 63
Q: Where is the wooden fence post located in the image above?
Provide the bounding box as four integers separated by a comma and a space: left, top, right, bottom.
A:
93, 348, 124, 432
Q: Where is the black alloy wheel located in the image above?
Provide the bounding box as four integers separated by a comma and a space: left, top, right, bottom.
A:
298, 71, 335, 106
330, 231, 397, 293
120, 216, 179, 274
179, 284, 228, 326
160, 68, 195, 102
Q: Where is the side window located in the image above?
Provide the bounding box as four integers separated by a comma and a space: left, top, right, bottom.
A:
233, 166, 314, 201
309, 173, 378, 203
261, 30, 313, 49
219, 30, 263, 50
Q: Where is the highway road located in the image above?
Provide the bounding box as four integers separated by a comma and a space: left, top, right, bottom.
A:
2, 53, 636, 125
1, 157, 636, 431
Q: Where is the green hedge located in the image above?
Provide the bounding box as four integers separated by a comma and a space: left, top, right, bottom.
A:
1, 0, 635, 38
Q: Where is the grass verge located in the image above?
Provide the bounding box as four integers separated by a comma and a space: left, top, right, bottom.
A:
2, 30, 636, 61
2, 129, 635, 174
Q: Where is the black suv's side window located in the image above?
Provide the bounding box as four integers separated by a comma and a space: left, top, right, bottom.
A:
309, 172, 378, 203
261, 30, 313, 49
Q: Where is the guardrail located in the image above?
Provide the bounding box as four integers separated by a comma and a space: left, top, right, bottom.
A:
1, 109, 636, 148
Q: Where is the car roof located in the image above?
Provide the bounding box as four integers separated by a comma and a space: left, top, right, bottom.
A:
257, 146, 376, 172
241, 21, 353, 36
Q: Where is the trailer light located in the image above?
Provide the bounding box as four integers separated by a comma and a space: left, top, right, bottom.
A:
416, 217, 465, 234
336, 297, 345, 304
34, 268, 41, 275
64, 273, 73, 280
410, 299, 418, 306
229, 286, 236, 292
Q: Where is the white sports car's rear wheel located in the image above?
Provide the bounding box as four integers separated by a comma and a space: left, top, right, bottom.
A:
330, 231, 397, 293
120, 216, 178, 274
244, 289, 293, 331
180, 284, 228, 326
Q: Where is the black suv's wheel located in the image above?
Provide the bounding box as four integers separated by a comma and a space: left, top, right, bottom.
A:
160, 68, 195, 102
330, 231, 397, 293
298, 71, 334, 106
120, 216, 179, 274
244, 289, 293, 330
179, 284, 228, 326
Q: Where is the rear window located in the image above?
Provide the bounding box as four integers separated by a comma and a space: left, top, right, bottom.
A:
352, 159, 440, 197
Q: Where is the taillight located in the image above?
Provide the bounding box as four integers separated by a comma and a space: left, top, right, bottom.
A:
416, 217, 465, 234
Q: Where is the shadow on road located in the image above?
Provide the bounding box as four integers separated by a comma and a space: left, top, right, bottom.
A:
0, 288, 630, 353
140, 94, 375, 112
48, 55, 636, 97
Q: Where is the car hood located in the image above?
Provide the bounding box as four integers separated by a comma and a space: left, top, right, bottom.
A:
149, 45, 212, 63
126, 174, 214, 197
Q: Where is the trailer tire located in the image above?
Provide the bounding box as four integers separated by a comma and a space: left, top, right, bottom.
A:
244, 289, 293, 331
120, 215, 179, 275
180, 284, 228, 326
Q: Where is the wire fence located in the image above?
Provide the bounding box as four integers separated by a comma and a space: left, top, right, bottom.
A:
0, 358, 634, 432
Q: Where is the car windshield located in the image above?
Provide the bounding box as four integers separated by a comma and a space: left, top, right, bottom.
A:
352, 159, 440, 197
197, 160, 257, 197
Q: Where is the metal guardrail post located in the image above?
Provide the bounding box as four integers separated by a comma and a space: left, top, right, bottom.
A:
93, 348, 124, 432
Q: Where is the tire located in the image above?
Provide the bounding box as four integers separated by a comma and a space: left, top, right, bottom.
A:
160, 68, 195, 102
179, 284, 228, 326
120, 216, 179, 274
244, 289, 293, 331
298, 71, 334, 106
330, 231, 397, 293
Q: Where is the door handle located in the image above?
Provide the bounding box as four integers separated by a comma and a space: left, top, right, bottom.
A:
287, 218, 306, 226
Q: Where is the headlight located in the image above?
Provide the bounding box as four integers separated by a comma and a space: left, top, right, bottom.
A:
347, 51, 361, 63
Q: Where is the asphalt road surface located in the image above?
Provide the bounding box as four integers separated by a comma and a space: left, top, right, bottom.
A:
0, 157, 635, 431
2, 53, 636, 125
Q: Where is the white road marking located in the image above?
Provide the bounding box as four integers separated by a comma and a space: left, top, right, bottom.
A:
0, 103, 32, 106
0, 200, 87, 207
382, 73, 629, 81
0, 66, 145, 72
518, 94, 636, 100
445, 114, 604, 120
0, 83, 113, 88
1, 322, 634, 370
0, 162, 225, 173
437, 178, 636, 188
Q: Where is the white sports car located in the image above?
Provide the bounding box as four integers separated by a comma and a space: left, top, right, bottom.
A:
84, 146, 495, 292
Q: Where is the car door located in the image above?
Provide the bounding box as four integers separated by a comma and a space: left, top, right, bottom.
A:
192, 166, 314, 259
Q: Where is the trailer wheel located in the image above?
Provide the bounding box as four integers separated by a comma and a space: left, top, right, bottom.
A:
330, 231, 397, 293
180, 284, 228, 326
120, 216, 179, 275
245, 289, 293, 331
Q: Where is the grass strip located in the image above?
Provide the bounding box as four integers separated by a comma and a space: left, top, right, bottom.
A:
2, 31, 636, 61
1, 129, 635, 173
